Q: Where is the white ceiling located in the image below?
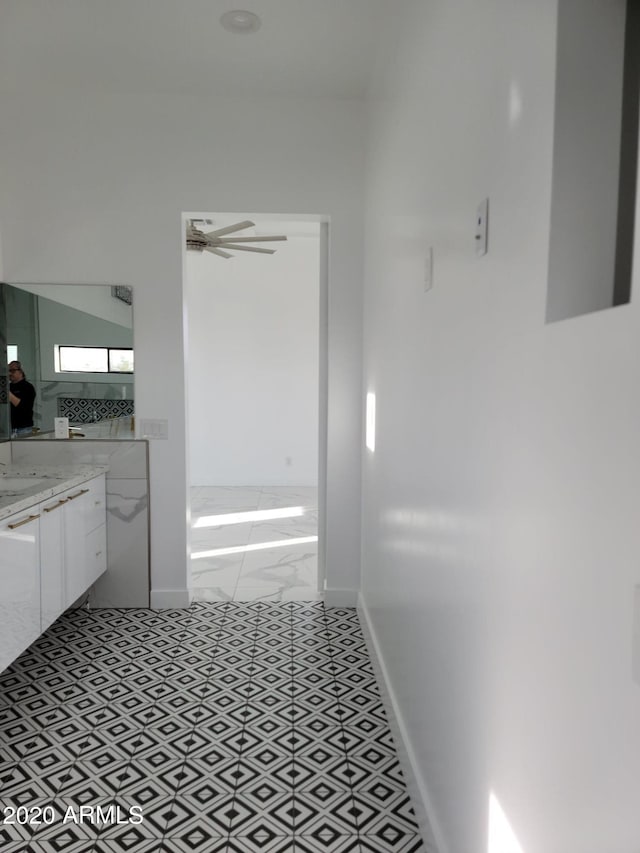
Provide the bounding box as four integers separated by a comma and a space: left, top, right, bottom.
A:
0, 0, 394, 98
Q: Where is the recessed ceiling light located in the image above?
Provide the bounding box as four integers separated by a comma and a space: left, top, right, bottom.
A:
220, 10, 262, 34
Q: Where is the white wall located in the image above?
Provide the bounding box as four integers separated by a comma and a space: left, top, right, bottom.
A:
0, 91, 365, 603
361, 1, 640, 852
186, 222, 319, 486
547, 0, 626, 322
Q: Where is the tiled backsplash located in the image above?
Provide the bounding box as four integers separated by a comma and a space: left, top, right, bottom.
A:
58, 397, 134, 423
37, 380, 134, 432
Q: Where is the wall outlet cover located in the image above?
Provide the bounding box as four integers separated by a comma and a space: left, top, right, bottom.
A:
141, 419, 169, 439
633, 585, 640, 685
54, 417, 69, 439
475, 197, 489, 256
424, 247, 434, 291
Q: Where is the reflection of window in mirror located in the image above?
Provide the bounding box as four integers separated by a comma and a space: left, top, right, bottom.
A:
546, 0, 639, 324
55, 346, 134, 374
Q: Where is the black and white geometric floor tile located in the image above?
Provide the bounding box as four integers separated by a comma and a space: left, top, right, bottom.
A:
0, 601, 424, 852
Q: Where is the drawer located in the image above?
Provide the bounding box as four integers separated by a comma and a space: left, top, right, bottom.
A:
86, 524, 107, 587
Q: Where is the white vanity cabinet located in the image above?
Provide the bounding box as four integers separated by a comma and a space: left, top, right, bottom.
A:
0, 506, 41, 673
0, 469, 108, 673
39, 473, 108, 619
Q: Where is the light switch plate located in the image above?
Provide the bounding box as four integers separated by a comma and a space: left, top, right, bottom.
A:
141, 419, 169, 439
475, 197, 489, 256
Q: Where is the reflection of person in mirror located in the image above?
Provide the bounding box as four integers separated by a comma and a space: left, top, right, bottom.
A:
9, 360, 36, 436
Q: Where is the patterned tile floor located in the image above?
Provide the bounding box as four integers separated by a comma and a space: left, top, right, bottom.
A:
0, 601, 424, 852
190, 487, 320, 603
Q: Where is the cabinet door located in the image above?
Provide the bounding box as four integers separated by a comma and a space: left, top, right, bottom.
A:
63, 484, 91, 608
86, 524, 107, 587
85, 474, 106, 535
39, 495, 67, 632
0, 508, 40, 672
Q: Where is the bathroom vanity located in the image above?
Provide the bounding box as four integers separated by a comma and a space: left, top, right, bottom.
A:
0, 465, 107, 673
0, 280, 150, 636
9, 438, 151, 612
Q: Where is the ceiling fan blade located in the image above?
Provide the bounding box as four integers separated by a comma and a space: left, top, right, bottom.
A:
218, 244, 276, 254
204, 246, 233, 259
204, 220, 255, 238
216, 235, 288, 243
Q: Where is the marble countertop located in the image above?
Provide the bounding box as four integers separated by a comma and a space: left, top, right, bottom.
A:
13, 416, 137, 442
23, 434, 139, 442
0, 464, 108, 521
21, 421, 137, 441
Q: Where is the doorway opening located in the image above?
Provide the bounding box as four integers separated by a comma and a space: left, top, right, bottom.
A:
183, 212, 327, 602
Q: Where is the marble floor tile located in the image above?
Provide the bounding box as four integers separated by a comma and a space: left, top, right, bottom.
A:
190, 485, 318, 603
247, 517, 318, 543
189, 560, 242, 587
190, 486, 264, 513
190, 525, 253, 550
258, 486, 318, 507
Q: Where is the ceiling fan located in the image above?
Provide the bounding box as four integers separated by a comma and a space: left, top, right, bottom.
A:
186, 219, 287, 259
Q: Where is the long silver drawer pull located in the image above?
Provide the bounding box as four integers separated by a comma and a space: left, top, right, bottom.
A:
67, 488, 90, 501
8, 513, 41, 529
43, 499, 69, 513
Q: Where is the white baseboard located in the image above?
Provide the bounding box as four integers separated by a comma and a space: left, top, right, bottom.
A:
357, 593, 448, 853
150, 588, 192, 609
324, 587, 359, 607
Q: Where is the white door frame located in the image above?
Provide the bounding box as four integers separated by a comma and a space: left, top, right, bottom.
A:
182, 210, 330, 598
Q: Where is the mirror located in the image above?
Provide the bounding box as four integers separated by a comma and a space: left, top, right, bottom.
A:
0, 286, 8, 442
5, 283, 133, 439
